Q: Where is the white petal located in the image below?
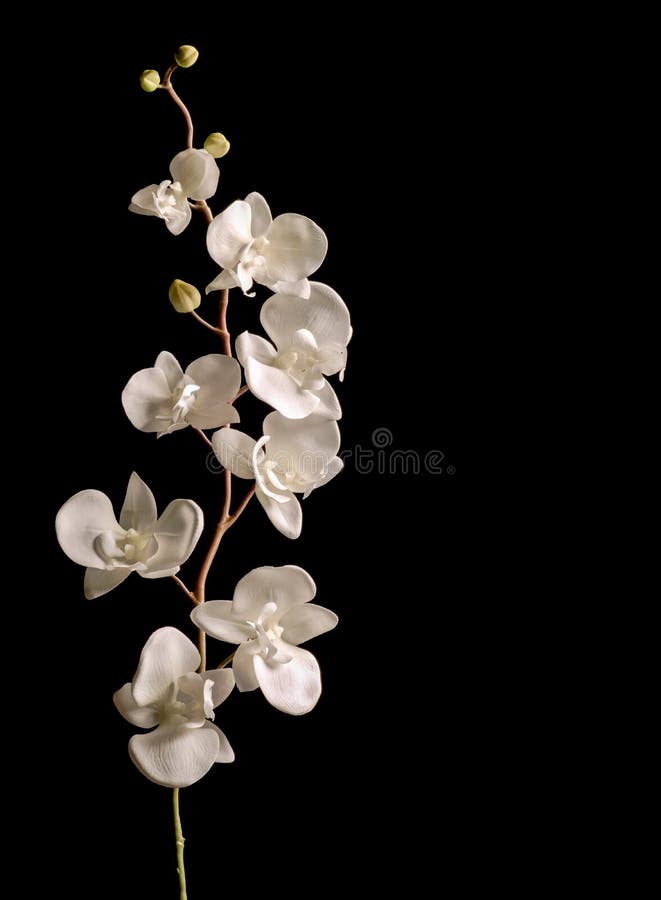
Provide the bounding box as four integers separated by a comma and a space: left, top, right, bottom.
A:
264, 411, 341, 461
255, 488, 302, 539
206, 269, 239, 293
232, 641, 260, 691
263, 214, 328, 282
132, 626, 200, 707
55, 490, 122, 568
235, 260, 255, 295
155, 351, 184, 392
170, 148, 219, 201
121, 367, 173, 433
233, 565, 316, 619
113, 683, 158, 728
165, 201, 192, 236
129, 722, 219, 787
129, 184, 161, 216
303, 455, 343, 499
200, 668, 236, 708
245, 358, 319, 419
84, 566, 132, 599
192, 600, 255, 644
204, 721, 235, 762
317, 344, 346, 379
253, 643, 321, 715
279, 603, 338, 645
206, 200, 253, 268
261, 282, 351, 349
268, 278, 311, 299
313, 379, 342, 420
244, 192, 272, 236
212, 429, 257, 479
235, 331, 277, 367
145, 500, 204, 577
185, 354, 241, 425
119, 472, 158, 532
188, 404, 240, 430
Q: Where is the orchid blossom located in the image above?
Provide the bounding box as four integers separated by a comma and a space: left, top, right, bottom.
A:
55, 472, 203, 598
129, 148, 219, 235
114, 627, 235, 787
206, 192, 327, 298
122, 350, 240, 437
192, 566, 337, 715
236, 282, 351, 419
212, 412, 343, 539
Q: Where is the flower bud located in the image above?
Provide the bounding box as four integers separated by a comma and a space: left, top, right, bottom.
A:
175, 45, 199, 68
140, 69, 161, 92
204, 132, 231, 158
169, 279, 201, 313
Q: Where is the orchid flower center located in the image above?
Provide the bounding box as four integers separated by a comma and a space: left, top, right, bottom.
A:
244, 235, 269, 269
275, 348, 318, 379
160, 674, 215, 726
274, 331, 320, 384
119, 528, 153, 561
171, 379, 200, 424
247, 602, 284, 660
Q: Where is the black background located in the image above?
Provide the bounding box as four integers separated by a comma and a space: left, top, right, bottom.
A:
27, 13, 479, 897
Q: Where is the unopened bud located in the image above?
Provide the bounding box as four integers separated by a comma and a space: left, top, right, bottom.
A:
175, 45, 199, 68
169, 279, 201, 313
140, 69, 161, 92
204, 132, 230, 158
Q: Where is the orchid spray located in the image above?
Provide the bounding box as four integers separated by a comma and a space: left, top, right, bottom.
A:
55, 44, 349, 899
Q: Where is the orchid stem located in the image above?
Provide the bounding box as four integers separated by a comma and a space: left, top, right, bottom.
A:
195, 200, 214, 225
198, 629, 207, 672
194, 483, 256, 608
173, 788, 188, 900
160, 65, 194, 149
192, 426, 214, 450
217, 650, 236, 669
171, 575, 197, 604
218, 289, 231, 356
189, 309, 228, 340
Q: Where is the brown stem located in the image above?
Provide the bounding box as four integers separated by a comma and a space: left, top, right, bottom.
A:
198, 630, 206, 672
194, 481, 255, 606
232, 384, 249, 401
160, 66, 194, 149
196, 200, 214, 225
218, 289, 231, 356
191, 426, 214, 450
188, 309, 229, 342
227, 484, 255, 525
216, 651, 236, 670
171, 575, 197, 604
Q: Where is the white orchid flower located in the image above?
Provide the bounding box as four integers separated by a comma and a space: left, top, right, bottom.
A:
236, 282, 351, 420
114, 627, 235, 787
212, 412, 342, 539
191, 566, 337, 715
129, 148, 220, 235
122, 351, 241, 437
206, 192, 327, 298
55, 472, 203, 599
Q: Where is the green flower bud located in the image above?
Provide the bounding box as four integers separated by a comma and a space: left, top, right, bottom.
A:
169, 279, 201, 313
204, 132, 231, 159
140, 69, 161, 92
175, 45, 199, 68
